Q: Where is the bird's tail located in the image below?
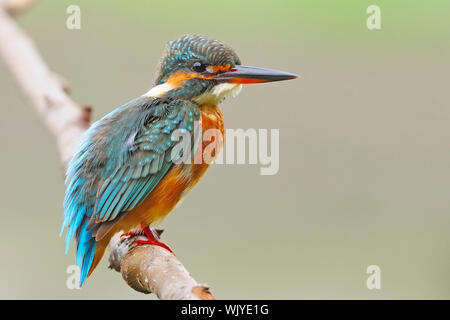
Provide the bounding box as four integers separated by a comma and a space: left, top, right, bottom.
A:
65, 219, 111, 286
87, 235, 110, 278
75, 219, 97, 285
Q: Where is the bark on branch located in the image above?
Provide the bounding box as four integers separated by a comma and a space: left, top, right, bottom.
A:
0, 0, 213, 299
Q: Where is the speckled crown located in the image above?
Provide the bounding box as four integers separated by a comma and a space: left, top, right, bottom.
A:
155, 34, 241, 84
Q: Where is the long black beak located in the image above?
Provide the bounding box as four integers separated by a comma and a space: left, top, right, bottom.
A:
214, 65, 298, 84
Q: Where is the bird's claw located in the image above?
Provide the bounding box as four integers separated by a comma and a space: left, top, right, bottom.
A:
131, 224, 175, 255
132, 239, 174, 254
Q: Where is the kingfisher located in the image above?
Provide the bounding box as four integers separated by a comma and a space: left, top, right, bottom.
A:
61, 34, 297, 285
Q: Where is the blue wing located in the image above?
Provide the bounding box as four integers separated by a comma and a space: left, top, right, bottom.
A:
61, 97, 200, 284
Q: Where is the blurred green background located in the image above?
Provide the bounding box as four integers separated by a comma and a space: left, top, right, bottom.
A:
1, 0, 450, 299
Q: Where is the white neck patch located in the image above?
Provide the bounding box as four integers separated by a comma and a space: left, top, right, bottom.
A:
194, 83, 242, 105
142, 82, 175, 98
143, 81, 242, 105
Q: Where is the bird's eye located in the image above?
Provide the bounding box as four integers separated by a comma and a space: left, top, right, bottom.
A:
192, 61, 206, 73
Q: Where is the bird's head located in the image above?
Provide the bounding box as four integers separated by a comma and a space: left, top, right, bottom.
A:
144, 34, 297, 105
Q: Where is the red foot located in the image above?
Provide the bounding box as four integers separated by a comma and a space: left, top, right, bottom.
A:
133, 224, 174, 254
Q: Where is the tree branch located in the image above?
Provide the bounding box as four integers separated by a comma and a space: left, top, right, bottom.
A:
0, 1, 88, 169
1, 0, 37, 15
108, 231, 213, 299
0, 0, 213, 299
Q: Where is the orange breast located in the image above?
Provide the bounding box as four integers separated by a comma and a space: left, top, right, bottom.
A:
189, 104, 225, 190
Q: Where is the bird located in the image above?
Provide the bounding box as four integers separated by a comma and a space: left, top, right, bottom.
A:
61, 34, 297, 285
